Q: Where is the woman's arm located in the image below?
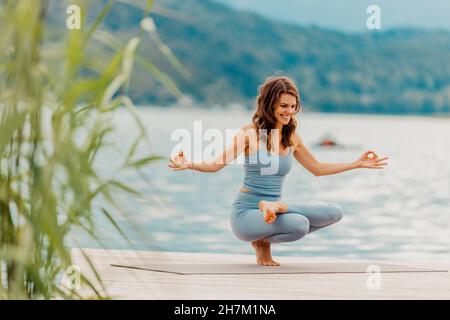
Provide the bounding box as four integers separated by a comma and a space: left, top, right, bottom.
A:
169, 125, 251, 173
293, 134, 388, 176
190, 126, 247, 172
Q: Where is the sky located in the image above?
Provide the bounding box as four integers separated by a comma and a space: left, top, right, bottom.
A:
215, 0, 450, 32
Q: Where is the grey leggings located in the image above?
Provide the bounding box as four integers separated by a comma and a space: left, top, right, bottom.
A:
230, 191, 344, 243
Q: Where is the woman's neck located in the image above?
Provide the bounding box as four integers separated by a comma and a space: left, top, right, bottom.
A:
275, 122, 283, 131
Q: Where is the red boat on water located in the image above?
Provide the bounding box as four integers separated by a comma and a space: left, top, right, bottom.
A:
317, 134, 339, 147
319, 138, 337, 147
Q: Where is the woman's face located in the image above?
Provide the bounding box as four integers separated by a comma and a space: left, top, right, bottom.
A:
273, 93, 297, 126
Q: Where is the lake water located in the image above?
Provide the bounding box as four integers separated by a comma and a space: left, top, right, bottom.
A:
72, 106, 450, 265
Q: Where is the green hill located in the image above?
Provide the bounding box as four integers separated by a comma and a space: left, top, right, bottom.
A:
49, 0, 450, 115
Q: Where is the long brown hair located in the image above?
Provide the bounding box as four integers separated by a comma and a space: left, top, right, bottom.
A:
252, 76, 301, 151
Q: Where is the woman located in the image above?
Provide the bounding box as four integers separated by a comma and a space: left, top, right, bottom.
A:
169, 76, 389, 266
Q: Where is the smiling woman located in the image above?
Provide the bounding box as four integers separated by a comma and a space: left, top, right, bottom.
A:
277, 96, 297, 123
169, 75, 389, 267
252, 76, 301, 154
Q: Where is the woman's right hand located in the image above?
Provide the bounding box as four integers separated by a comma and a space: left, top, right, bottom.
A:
168, 151, 193, 171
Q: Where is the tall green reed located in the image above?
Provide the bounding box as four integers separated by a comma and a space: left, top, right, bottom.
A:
0, 0, 181, 299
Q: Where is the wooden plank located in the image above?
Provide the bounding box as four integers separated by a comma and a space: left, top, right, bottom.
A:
69, 248, 450, 299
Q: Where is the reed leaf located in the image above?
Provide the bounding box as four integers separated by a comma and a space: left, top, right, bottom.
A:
0, 0, 184, 299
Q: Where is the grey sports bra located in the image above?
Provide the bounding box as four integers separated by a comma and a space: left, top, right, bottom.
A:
242, 144, 293, 197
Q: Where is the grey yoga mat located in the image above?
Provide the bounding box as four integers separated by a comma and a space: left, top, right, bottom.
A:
110, 262, 447, 275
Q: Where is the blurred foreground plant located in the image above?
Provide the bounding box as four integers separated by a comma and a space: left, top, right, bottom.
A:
0, 0, 179, 299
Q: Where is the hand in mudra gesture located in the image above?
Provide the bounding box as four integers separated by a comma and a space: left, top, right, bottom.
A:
355, 150, 389, 169
168, 151, 193, 171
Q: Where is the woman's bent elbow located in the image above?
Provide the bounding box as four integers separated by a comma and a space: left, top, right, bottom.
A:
213, 164, 227, 172
312, 169, 322, 177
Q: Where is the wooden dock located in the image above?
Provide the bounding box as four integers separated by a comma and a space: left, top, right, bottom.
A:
70, 248, 449, 299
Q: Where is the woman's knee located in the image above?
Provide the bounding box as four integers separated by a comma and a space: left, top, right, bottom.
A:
290, 216, 310, 239
230, 223, 257, 242
327, 203, 344, 223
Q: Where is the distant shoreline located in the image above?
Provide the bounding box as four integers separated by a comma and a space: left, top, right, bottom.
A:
134, 104, 450, 118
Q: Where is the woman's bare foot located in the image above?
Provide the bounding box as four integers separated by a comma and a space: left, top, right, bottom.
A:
251, 239, 280, 266
258, 200, 288, 224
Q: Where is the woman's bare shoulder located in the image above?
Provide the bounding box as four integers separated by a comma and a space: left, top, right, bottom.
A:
240, 124, 258, 151
241, 123, 256, 130
292, 132, 304, 149
240, 123, 258, 136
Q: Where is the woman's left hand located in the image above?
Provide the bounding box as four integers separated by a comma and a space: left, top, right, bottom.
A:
355, 150, 389, 169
